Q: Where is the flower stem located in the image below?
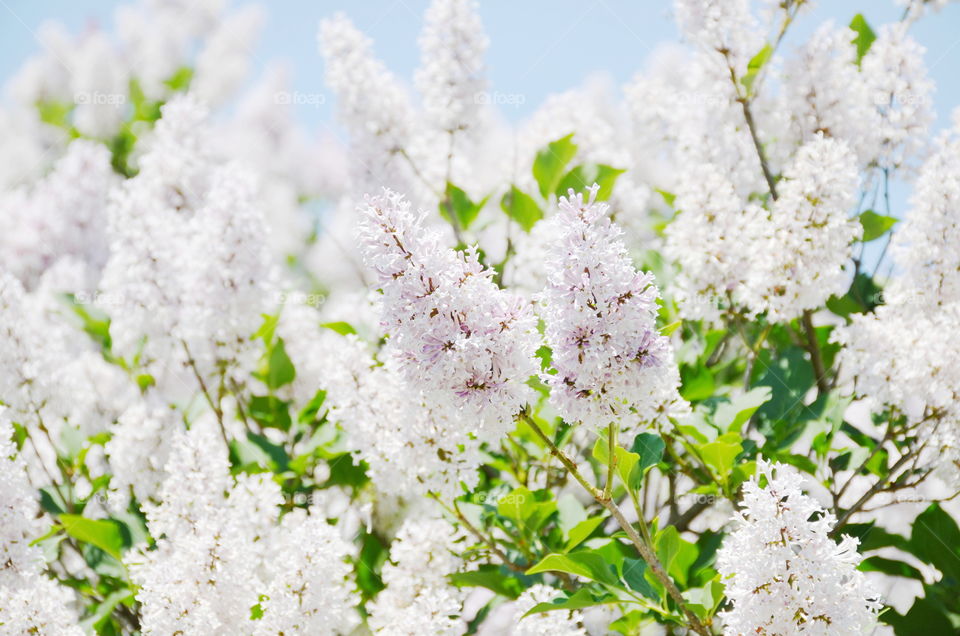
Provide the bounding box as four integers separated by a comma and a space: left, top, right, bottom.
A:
519, 410, 710, 636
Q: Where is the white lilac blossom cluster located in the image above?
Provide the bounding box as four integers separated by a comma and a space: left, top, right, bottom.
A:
0, 0, 340, 283
539, 185, 683, 430
741, 134, 862, 321
358, 189, 541, 436
367, 517, 467, 635
2, 0, 960, 632
317, 14, 418, 198
130, 421, 359, 635
508, 584, 588, 636
717, 460, 881, 634
416, 0, 488, 141
99, 95, 275, 384
0, 410, 83, 635
835, 128, 960, 472
636, 1, 934, 323
0, 140, 116, 290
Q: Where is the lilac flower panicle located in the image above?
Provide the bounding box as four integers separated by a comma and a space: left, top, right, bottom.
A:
539, 185, 684, 430
358, 189, 540, 438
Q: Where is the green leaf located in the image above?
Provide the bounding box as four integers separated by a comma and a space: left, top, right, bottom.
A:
827, 273, 883, 318
524, 586, 619, 617
439, 182, 488, 231
355, 530, 387, 600
320, 321, 357, 336
680, 364, 714, 401
533, 134, 578, 198
655, 526, 698, 587
265, 338, 296, 389
621, 557, 658, 599
254, 313, 280, 343
556, 493, 587, 534
909, 504, 960, 582
713, 387, 772, 433
656, 188, 676, 207
298, 389, 327, 424
501, 186, 543, 232
661, 320, 682, 337
36, 100, 74, 130
164, 66, 194, 92
497, 487, 557, 532
859, 209, 898, 242
451, 565, 524, 599
741, 44, 773, 94
79, 589, 135, 632
527, 552, 619, 586
564, 516, 606, 552
754, 347, 814, 425
591, 437, 641, 492
247, 395, 293, 431
849, 14, 877, 64
60, 514, 125, 561
698, 433, 743, 483
882, 594, 956, 634
628, 433, 665, 490
683, 577, 725, 620
860, 556, 924, 580
555, 164, 625, 201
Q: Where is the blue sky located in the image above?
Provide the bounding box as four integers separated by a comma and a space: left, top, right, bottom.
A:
1, 0, 958, 259
2, 0, 960, 129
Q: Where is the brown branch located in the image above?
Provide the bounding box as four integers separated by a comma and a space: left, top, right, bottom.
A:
801, 310, 829, 397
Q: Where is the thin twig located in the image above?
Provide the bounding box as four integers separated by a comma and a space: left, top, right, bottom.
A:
519, 411, 710, 636
801, 310, 829, 397
181, 341, 230, 448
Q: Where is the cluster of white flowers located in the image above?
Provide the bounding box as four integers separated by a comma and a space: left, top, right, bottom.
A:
717, 460, 881, 634
131, 420, 359, 634
0, 140, 116, 290
835, 130, 960, 471
673, 0, 762, 70
862, 24, 935, 171
367, 517, 466, 635
1, 269, 129, 444
416, 0, 488, 140
99, 95, 275, 383
328, 346, 487, 498
509, 584, 587, 636
539, 185, 683, 430
648, 0, 935, 326
741, 135, 861, 320
358, 189, 541, 435
0, 410, 83, 635
899, 0, 960, 22
782, 23, 881, 166
104, 402, 182, 505
253, 509, 361, 635
664, 163, 765, 322
318, 14, 418, 197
